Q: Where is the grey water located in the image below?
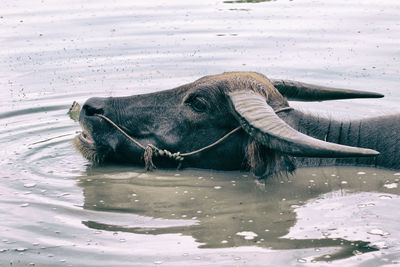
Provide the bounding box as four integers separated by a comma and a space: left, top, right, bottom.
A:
1, 0, 400, 266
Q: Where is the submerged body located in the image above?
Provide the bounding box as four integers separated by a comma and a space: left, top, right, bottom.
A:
75, 72, 397, 177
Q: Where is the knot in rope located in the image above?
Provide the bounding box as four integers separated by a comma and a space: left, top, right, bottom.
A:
144, 144, 184, 171
144, 145, 157, 171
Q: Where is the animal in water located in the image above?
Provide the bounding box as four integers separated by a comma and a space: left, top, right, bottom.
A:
75, 72, 399, 178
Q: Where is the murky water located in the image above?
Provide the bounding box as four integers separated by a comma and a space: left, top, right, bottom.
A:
1, 0, 400, 266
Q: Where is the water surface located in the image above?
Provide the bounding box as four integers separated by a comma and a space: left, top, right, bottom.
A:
1, 0, 400, 266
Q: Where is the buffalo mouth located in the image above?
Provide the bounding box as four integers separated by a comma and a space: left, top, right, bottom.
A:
74, 127, 102, 163
78, 130, 95, 147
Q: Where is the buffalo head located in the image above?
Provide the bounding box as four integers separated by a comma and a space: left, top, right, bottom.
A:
76, 72, 381, 177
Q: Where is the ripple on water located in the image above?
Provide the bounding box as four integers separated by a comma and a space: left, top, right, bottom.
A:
1, 0, 400, 265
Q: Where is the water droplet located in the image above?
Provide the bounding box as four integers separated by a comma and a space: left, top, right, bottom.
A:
20, 203, 29, 207
322, 232, 331, 237
393, 173, 400, 176
297, 258, 307, 263
236, 231, 258, 240
23, 183, 36, 188
379, 195, 392, 200
234, 257, 241, 261
214, 186, 221, 190
341, 181, 348, 184
357, 171, 366, 175
16, 248, 27, 252
154, 260, 163, 265
0, 248, 9, 253
221, 240, 228, 244
368, 229, 390, 236
384, 183, 398, 189
370, 241, 388, 249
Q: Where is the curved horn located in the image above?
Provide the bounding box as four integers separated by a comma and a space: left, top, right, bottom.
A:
270, 79, 384, 101
228, 90, 379, 158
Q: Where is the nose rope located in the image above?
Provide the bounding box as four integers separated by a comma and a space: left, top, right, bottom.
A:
95, 113, 241, 170
95, 106, 293, 171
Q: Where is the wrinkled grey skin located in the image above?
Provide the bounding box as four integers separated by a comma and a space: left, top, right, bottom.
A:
282, 110, 400, 169
76, 72, 399, 177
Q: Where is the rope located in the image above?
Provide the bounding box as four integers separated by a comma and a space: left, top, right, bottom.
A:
95, 105, 293, 171
180, 127, 241, 157
96, 114, 146, 150
273, 106, 293, 113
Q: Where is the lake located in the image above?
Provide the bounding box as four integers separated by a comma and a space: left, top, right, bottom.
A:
1, 0, 400, 266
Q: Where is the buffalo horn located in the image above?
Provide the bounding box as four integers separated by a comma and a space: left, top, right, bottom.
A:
228, 90, 380, 158
270, 79, 384, 101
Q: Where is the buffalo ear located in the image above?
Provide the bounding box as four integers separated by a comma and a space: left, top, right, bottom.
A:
228, 90, 379, 158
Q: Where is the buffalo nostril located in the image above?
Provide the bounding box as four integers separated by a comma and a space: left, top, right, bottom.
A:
82, 97, 106, 116
83, 105, 103, 116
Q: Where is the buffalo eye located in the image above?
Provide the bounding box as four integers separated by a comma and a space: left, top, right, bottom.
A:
186, 95, 208, 113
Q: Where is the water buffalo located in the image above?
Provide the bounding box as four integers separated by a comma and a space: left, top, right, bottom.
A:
75, 72, 398, 177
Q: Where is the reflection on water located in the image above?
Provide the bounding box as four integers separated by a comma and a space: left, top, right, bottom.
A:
78, 166, 400, 262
